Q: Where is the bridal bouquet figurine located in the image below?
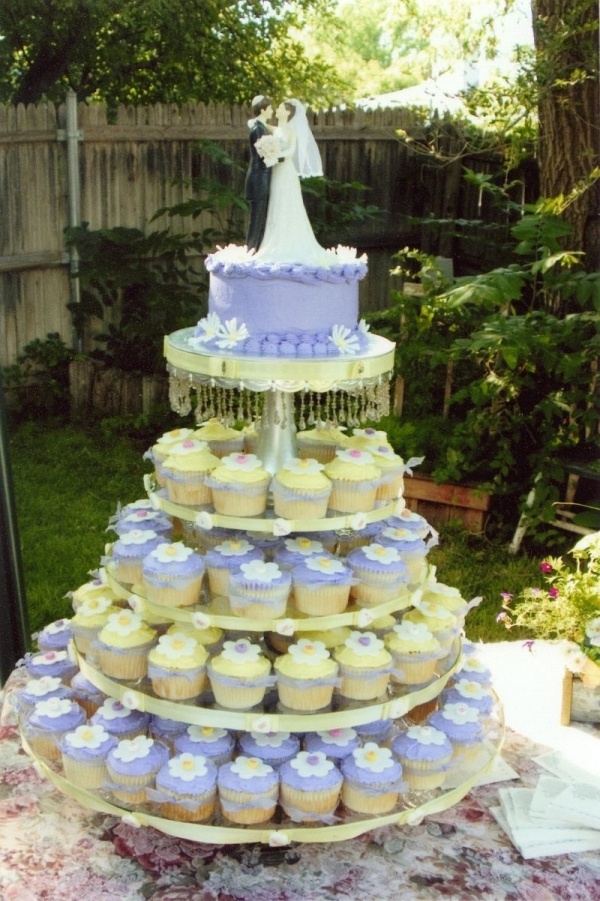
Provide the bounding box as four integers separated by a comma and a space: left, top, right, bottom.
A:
255, 134, 282, 168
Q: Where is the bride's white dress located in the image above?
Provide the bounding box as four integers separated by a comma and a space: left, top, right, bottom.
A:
254, 126, 330, 266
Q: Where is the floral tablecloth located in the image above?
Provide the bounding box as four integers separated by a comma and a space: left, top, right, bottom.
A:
2, 665, 599, 901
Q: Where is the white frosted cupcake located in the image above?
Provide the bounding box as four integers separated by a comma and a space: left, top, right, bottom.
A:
228, 560, 291, 619
272, 458, 332, 519
334, 631, 393, 700
147, 632, 208, 699
207, 638, 272, 709
206, 453, 271, 516
274, 638, 339, 711
141, 541, 205, 607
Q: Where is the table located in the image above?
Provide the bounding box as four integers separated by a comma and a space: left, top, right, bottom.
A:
2, 642, 600, 901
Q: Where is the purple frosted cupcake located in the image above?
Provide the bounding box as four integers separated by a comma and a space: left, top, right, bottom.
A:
36, 618, 74, 653
347, 544, 410, 607
107, 735, 169, 804
428, 701, 485, 763
376, 527, 430, 587
218, 756, 279, 824
16, 675, 73, 715
154, 753, 218, 822
454, 653, 492, 686
228, 560, 291, 619
141, 541, 205, 607
60, 723, 116, 788
304, 728, 359, 762
70, 671, 105, 717
354, 719, 394, 744
205, 538, 263, 596
392, 725, 453, 791
280, 751, 343, 822
239, 731, 300, 769
441, 678, 495, 717
341, 742, 406, 813
91, 697, 150, 741
148, 715, 188, 751
26, 696, 86, 761
274, 535, 329, 572
113, 508, 173, 538
291, 555, 353, 616
384, 509, 431, 538
25, 649, 78, 683
109, 529, 164, 585
174, 725, 235, 767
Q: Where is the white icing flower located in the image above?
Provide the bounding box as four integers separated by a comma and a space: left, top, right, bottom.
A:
329, 324, 360, 355
124, 499, 154, 511
282, 457, 325, 475
371, 445, 401, 462
251, 716, 273, 734
77, 595, 114, 618
155, 428, 195, 446
164, 438, 208, 456
305, 556, 346, 575
273, 519, 292, 537
213, 243, 255, 263
25, 676, 62, 696
31, 650, 68, 667
353, 428, 387, 441
284, 537, 324, 556
119, 529, 159, 547
356, 609, 375, 628
358, 318, 371, 335
98, 698, 131, 720
128, 595, 145, 615
240, 560, 282, 583
193, 312, 222, 342
330, 244, 367, 265
215, 538, 254, 557
461, 656, 488, 675
275, 618, 295, 637
216, 317, 250, 349
151, 542, 195, 564
221, 452, 263, 472
317, 728, 356, 747
381, 527, 417, 543
221, 639, 262, 664
169, 753, 208, 781
250, 731, 290, 748
353, 742, 394, 773
192, 611, 212, 630
440, 702, 480, 725
392, 621, 434, 643
43, 619, 70, 635
105, 610, 143, 637
231, 756, 273, 779
418, 602, 454, 623
362, 543, 402, 564
291, 750, 333, 778
406, 725, 447, 746
122, 510, 162, 526
288, 638, 330, 665
113, 735, 154, 762
349, 512, 367, 531
195, 511, 214, 531
335, 448, 374, 466
156, 633, 198, 660
344, 631, 384, 656
34, 697, 73, 718
66, 724, 109, 750
453, 679, 488, 700
187, 725, 228, 743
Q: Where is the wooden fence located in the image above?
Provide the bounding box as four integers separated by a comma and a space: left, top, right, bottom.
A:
0, 99, 537, 369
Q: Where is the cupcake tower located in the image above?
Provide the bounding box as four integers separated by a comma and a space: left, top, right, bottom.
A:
14, 415, 503, 842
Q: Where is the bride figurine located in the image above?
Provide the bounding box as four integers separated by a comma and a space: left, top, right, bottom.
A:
254, 100, 331, 266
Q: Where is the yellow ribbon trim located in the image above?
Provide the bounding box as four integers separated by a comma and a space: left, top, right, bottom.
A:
164, 330, 396, 387
144, 473, 400, 532
20, 708, 504, 845
75, 641, 463, 733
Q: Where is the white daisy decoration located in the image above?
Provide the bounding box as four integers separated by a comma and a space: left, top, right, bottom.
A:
329, 324, 360, 355
216, 318, 250, 349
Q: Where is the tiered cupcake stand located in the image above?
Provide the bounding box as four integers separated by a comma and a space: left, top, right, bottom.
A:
20, 330, 504, 845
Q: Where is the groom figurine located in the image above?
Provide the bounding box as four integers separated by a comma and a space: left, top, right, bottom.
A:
245, 95, 274, 251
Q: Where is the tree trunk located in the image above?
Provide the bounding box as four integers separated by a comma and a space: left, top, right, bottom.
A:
532, 0, 600, 269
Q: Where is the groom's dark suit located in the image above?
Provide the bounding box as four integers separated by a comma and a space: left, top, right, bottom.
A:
245, 118, 272, 251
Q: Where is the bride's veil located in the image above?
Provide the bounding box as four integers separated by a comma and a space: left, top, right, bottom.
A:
287, 100, 323, 178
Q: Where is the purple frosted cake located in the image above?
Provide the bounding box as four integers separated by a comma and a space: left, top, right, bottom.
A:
217, 756, 279, 824
154, 753, 218, 822
239, 731, 300, 768
174, 725, 235, 766
341, 742, 406, 813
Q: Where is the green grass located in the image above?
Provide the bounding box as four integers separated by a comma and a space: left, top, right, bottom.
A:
8, 419, 542, 645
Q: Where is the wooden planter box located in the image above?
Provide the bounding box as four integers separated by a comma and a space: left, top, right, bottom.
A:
402, 473, 491, 533
561, 670, 600, 725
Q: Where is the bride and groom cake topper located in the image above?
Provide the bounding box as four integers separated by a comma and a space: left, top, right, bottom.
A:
245, 95, 329, 265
